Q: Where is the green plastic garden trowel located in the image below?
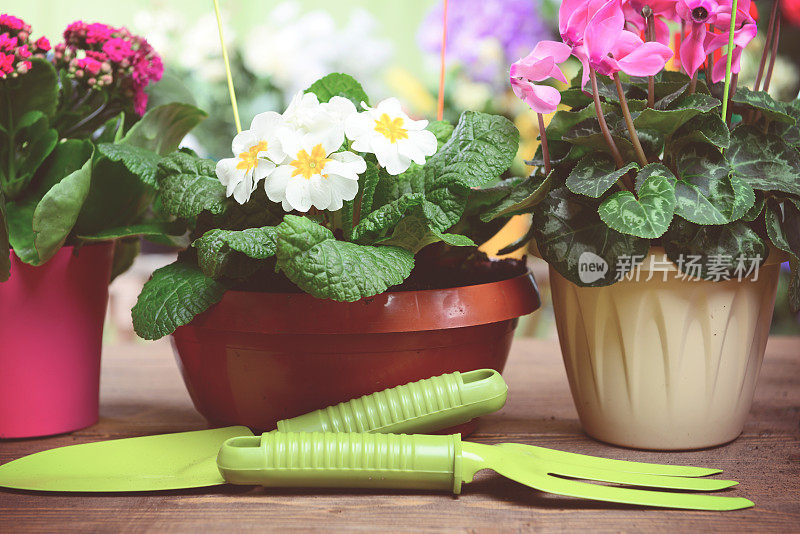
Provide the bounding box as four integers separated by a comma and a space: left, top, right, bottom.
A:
0, 369, 508, 492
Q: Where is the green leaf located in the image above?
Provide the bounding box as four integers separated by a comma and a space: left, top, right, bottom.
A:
598, 163, 676, 239
566, 154, 637, 198
110, 236, 140, 282
376, 213, 475, 254
192, 226, 278, 279
120, 103, 207, 155
726, 125, 800, 197
132, 261, 228, 340
426, 111, 519, 188
77, 221, 186, 241
532, 186, 650, 287
0, 58, 58, 127
675, 146, 755, 224
32, 149, 94, 263
765, 199, 800, 311
96, 143, 161, 186
633, 93, 720, 136
663, 218, 768, 281
305, 73, 369, 106
731, 87, 796, 124
428, 120, 455, 149
0, 193, 9, 281
357, 160, 381, 217
768, 99, 800, 148
275, 215, 414, 301
5, 198, 38, 264
94, 113, 126, 144
670, 113, 730, 150
351, 193, 425, 244
469, 174, 551, 221
1, 111, 57, 196
156, 151, 227, 218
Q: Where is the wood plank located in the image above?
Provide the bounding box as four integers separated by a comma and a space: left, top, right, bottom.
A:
1, 337, 798, 532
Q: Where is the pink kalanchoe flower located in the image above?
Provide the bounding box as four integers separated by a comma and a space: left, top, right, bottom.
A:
0, 14, 28, 32
16, 44, 30, 59
133, 89, 148, 116
0, 33, 16, 51
0, 52, 13, 75
85, 22, 113, 44
34, 36, 49, 52
510, 40, 572, 114
102, 37, 133, 62
77, 56, 102, 75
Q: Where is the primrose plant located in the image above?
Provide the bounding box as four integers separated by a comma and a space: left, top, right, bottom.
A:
0, 14, 206, 282
502, 0, 800, 311
131, 73, 527, 340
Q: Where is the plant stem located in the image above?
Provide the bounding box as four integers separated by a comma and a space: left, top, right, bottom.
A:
645, 8, 656, 108
727, 72, 738, 124
62, 102, 108, 138
689, 71, 698, 94
754, 0, 779, 92
720, 0, 739, 124
763, 17, 781, 93
613, 73, 648, 168
589, 67, 624, 169
537, 113, 551, 175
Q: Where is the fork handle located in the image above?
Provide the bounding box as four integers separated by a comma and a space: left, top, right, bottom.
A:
217, 432, 463, 493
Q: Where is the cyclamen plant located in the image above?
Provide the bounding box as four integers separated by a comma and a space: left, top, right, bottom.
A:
0, 14, 206, 282
131, 73, 527, 340
503, 0, 800, 311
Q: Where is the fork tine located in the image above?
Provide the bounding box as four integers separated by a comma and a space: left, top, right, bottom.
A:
533, 458, 738, 491
498, 443, 722, 477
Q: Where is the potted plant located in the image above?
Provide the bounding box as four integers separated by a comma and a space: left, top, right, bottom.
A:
0, 15, 206, 438
130, 73, 540, 432
503, 0, 799, 449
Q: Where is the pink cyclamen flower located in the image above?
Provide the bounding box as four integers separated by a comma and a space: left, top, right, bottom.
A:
510, 40, 572, 114
623, 0, 678, 45
675, 0, 720, 77
584, 0, 673, 78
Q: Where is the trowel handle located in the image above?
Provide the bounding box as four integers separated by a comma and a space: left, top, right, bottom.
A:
218, 432, 463, 493
273, 369, 507, 435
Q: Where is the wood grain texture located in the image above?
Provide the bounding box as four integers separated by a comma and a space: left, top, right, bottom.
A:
1, 337, 798, 533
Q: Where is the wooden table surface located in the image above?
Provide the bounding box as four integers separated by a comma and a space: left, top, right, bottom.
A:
1, 337, 799, 533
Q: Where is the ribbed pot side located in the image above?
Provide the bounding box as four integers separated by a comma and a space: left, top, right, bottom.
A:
550, 247, 781, 450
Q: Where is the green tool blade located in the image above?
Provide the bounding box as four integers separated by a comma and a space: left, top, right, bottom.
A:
0, 427, 251, 492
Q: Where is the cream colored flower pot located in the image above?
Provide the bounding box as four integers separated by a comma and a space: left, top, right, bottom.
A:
550, 247, 783, 450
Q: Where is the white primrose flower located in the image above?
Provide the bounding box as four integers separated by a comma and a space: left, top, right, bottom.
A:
281, 91, 357, 150
344, 98, 438, 175
215, 112, 286, 204
265, 128, 366, 213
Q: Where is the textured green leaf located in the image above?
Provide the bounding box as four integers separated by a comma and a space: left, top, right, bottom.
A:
427, 120, 455, 149
633, 94, 720, 136
5, 198, 37, 264
351, 193, 425, 244
120, 103, 207, 155
731, 87, 796, 124
132, 261, 228, 340
77, 221, 186, 241
96, 143, 161, 186
276, 215, 413, 301
470, 174, 551, 221
156, 151, 227, 218
768, 100, 800, 148
532, 186, 650, 287
675, 146, 755, 224
192, 226, 278, 279
726, 126, 800, 197
357, 160, 381, 218
426, 111, 519, 188
377, 214, 475, 254
765, 199, 800, 311
566, 154, 637, 198
670, 113, 730, 150
32, 150, 94, 263
561, 116, 638, 162
663, 218, 768, 281
0, 193, 9, 281
741, 194, 765, 222
598, 164, 676, 239
305, 73, 369, 106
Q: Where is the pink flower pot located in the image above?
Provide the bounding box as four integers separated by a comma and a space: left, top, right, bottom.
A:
0, 243, 113, 438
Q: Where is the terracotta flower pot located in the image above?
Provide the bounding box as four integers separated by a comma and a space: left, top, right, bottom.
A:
550, 247, 783, 450
0, 243, 113, 438
171, 272, 540, 434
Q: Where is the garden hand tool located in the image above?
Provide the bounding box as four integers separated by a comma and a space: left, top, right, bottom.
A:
217, 432, 754, 511
0, 369, 508, 492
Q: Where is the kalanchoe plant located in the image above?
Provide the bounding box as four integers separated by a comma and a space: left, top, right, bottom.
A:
131, 73, 527, 340
502, 0, 800, 311
0, 14, 206, 282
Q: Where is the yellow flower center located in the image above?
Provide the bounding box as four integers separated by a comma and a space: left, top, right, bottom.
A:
236, 141, 269, 171
290, 144, 331, 180
374, 113, 408, 144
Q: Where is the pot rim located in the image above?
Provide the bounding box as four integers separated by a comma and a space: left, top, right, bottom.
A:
177, 270, 540, 335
